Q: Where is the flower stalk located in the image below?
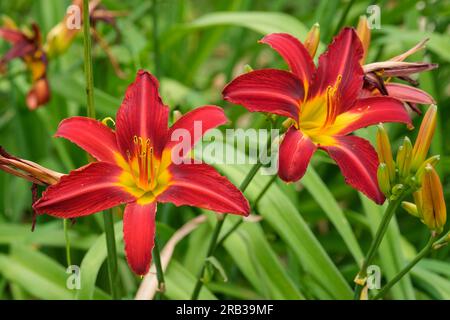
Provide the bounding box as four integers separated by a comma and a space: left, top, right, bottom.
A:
373, 230, 450, 300
353, 191, 410, 299
191, 161, 263, 300
82, 0, 119, 300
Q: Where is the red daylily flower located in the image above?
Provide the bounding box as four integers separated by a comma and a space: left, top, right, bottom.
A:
33, 70, 249, 275
0, 22, 50, 110
223, 28, 413, 204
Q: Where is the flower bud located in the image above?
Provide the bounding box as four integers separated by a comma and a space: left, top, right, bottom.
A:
420, 164, 446, 233
402, 201, 419, 218
376, 124, 395, 183
244, 64, 254, 73
356, 16, 371, 64
396, 137, 413, 179
173, 110, 183, 122
304, 23, 320, 58
411, 105, 437, 171
377, 163, 391, 196
415, 155, 440, 185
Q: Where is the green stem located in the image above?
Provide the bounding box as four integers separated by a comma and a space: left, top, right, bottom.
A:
83, 0, 95, 119
191, 162, 263, 300
152, 0, 161, 77
152, 236, 165, 300
373, 229, 450, 300
216, 173, 278, 248
103, 211, 119, 300
353, 192, 409, 299
150, 0, 166, 297
373, 235, 434, 300
82, 0, 119, 299
63, 219, 72, 267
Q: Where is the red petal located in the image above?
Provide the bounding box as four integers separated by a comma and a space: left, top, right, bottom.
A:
55, 117, 120, 163
260, 33, 315, 88
0, 27, 27, 43
123, 201, 156, 276
309, 28, 364, 113
278, 126, 316, 182
158, 163, 250, 216
164, 106, 227, 159
33, 162, 135, 218
385, 83, 435, 105
333, 97, 412, 135
116, 70, 169, 158
321, 135, 385, 204
223, 69, 303, 119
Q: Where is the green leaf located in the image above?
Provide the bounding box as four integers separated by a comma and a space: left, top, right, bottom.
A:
165, 260, 216, 300
377, 26, 450, 62
302, 167, 364, 263
0, 245, 108, 300
205, 142, 353, 299
221, 218, 305, 299
76, 220, 123, 300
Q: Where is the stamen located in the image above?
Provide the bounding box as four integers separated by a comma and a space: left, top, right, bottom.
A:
322, 74, 342, 129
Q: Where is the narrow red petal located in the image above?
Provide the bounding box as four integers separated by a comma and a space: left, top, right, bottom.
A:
278, 126, 317, 182
223, 69, 303, 119
309, 28, 364, 113
33, 162, 135, 218
164, 105, 227, 158
260, 33, 315, 87
123, 201, 156, 276
0, 27, 27, 43
385, 83, 435, 105
321, 135, 385, 204
56, 116, 120, 163
158, 163, 250, 216
334, 97, 412, 135
116, 70, 169, 158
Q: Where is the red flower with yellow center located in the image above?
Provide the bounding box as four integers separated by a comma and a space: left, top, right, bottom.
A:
33, 70, 249, 275
223, 28, 412, 204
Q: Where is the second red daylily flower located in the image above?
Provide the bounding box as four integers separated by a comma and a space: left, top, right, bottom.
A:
33, 70, 249, 275
0, 21, 50, 110
223, 28, 413, 204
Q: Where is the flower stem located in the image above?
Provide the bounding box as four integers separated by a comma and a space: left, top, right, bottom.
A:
151, 0, 161, 78
103, 210, 120, 300
373, 230, 449, 300
216, 173, 278, 248
353, 192, 409, 299
63, 219, 72, 267
82, 0, 95, 119
82, 0, 120, 299
150, 0, 166, 295
152, 236, 165, 300
373, 235, 434, 300
191, 162, 263, 300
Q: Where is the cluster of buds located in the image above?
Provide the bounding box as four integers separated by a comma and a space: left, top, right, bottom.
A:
376, 105, 446, 233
